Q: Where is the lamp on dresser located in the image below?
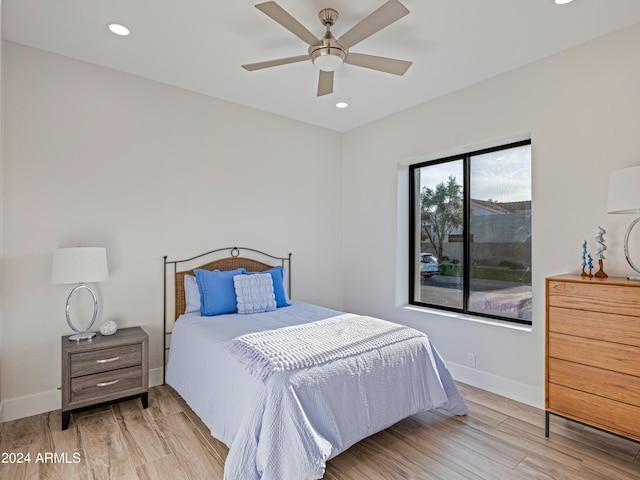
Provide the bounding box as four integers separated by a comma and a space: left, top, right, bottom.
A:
607, 165, 640, 280
51, 247, 109, 341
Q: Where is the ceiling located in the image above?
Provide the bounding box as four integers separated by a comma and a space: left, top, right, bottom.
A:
4, 0, 640, 132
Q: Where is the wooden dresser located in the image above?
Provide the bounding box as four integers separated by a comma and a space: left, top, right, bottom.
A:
61, 326, 149, 430
546, 275, 640, 441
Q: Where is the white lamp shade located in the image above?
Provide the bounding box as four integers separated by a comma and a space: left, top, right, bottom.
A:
608, 166, 640, 214
52, 247, 109, 284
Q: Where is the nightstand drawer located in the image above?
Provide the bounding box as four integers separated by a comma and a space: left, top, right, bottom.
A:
70, 344, 142, 377
70, 366, 143, 404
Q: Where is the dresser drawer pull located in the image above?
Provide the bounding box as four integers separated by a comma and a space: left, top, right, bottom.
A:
96, 356, 120, 364
96, 379, 120, 387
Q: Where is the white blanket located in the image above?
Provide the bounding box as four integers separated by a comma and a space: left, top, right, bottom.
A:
166, 302, 468, 480
229, 313, 427, 382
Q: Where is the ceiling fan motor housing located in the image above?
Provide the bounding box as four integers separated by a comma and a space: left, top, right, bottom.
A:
309, 37, 347, 71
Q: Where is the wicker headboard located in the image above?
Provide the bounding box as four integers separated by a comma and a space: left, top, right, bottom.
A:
162, 247, 291, 381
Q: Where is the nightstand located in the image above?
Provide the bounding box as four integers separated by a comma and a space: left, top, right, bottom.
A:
61, 326, 149, 430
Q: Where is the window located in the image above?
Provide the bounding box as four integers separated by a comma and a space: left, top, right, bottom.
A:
409, 140, 532, 325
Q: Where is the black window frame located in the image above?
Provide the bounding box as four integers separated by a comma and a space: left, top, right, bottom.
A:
408, 139, 532, 326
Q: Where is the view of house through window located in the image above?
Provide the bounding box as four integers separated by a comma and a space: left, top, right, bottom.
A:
409, 140, 532, 324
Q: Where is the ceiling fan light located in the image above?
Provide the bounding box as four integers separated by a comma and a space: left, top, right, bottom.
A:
313, 53, 344, 72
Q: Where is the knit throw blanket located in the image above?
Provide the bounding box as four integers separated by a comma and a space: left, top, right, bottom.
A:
229, 313, 427, 383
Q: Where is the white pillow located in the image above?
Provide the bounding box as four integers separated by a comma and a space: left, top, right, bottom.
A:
184, 274, 201, 314
233, 273, 277, 315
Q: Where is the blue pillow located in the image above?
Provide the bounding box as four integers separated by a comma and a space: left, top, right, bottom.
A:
194, 268, 246, 316
247, 266, 290, 308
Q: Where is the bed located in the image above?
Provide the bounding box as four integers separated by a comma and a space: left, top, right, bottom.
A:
163, 247, 468, 480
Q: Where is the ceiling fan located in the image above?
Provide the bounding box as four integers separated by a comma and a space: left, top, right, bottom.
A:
241, 0, 412, 96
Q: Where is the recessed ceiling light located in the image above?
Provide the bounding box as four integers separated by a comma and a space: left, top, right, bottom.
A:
107, 23, 130, 36
336, 102, 348, 109
555, 0, 574, 4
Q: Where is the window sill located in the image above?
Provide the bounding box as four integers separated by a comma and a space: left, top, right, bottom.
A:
402, 304, 533, 332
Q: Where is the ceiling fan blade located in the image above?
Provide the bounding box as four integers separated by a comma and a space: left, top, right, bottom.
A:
255, 2, 319, 46
338, 0, 409, 49
317, 70, 334, 96
242, 54, 310, 71
345, 52, 412, 75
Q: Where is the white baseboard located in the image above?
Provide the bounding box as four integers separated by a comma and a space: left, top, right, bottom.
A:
0, 389, 61, 423
447, 361, 544, 409
0, 367, 166, 423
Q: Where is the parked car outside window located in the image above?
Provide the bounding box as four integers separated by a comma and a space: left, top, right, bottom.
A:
420, 253, 439, 278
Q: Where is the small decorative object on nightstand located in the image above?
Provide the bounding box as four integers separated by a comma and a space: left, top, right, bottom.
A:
100, 320, 118, 335
61, 326, 148, 430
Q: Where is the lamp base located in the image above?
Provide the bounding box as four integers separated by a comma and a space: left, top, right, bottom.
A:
68, 332, 96, 342
627, 276, 640, 282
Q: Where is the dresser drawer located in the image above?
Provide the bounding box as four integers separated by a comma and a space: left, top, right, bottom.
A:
548, 358, 640, 407
548, 280, 640, 316
70, 344, 142, 377
70, 366, 143, 404
548, 384, 640, 442
547, 306, 640, 346
548, 332, 640, 377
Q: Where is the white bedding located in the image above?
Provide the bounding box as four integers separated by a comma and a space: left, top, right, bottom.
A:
165, 301, 468, 480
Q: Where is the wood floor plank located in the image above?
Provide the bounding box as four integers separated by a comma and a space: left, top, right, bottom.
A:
457, 404, 584, 472
136, 453, 189, 480
0, 414, 43, 451
387, 416, 533, 480
112, 399, 171, 467
145, 385, 182, 419
172, 394, 228, 462
154, 412, 225, 479
76, 410, 137, 480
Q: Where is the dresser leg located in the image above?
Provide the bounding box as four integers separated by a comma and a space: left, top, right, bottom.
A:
62, 411, 71, 430
141, 392, 148, 409
545, 411, 550, 438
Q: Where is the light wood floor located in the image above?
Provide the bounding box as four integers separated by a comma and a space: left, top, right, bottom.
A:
1, 382, 640, 479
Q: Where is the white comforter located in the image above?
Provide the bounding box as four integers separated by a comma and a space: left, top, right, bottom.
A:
166, 302, 467, 480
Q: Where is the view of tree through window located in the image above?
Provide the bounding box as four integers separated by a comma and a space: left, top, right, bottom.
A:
409, 140, 532, 324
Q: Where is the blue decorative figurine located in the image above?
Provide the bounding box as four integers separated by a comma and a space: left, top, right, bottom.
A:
581, 240, 588, 277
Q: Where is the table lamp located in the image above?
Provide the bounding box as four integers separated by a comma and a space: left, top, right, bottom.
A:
607, 166, 640, 280
52, 247, 109, 341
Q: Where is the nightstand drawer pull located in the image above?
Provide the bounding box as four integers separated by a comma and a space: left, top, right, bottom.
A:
96, 356, 120, 364
96, 379, 120, 387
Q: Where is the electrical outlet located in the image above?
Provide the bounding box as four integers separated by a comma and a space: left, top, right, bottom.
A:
466, 353, 477, 368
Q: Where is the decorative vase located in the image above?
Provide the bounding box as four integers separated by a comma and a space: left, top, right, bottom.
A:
100, 320, 118, 336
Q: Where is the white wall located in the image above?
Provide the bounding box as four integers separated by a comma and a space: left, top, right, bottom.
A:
1, 42, 343, 421
342, 22, 640, 408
